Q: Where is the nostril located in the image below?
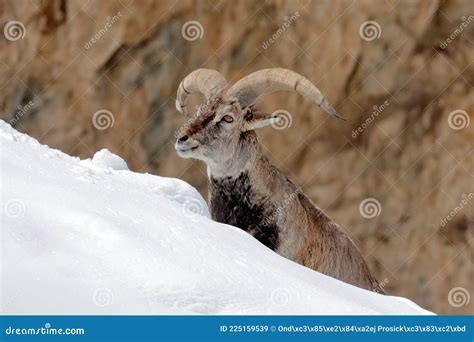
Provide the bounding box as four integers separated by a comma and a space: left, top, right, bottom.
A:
178, 135, 189, 142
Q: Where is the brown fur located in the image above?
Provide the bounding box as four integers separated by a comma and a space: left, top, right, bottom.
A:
176, 98, 384, 294
236, 133, 384, 293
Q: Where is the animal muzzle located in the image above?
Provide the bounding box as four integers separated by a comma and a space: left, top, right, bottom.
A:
175, 134, 199, 157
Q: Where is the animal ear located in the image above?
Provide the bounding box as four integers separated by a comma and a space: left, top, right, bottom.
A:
242, 110, 282, 131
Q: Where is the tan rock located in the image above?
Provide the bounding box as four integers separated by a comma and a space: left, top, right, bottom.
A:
1, 0, 472, 314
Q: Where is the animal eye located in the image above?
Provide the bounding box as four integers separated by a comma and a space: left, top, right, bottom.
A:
222, 115, 234, 123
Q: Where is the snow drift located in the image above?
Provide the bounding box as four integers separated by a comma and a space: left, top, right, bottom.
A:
0, 121, 430, 315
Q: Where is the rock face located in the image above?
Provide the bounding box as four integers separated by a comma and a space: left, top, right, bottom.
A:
1, 0, 472, 314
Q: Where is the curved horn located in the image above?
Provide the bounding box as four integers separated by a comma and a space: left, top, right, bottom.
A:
227, 68, 345, 120
176, 69, 228, 116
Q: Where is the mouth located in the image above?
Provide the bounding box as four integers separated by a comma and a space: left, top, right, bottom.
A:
175, 143, 199, 157
177, 146, 198, 152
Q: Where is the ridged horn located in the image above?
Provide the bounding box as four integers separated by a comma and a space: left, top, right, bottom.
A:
175, 69, 228, 117
227, 68, 345, 120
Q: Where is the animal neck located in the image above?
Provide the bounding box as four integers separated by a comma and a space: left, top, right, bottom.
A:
206, 131, 263, 180
206, 133, 279, 250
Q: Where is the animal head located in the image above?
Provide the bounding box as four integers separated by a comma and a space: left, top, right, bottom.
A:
174, 68, 344, 166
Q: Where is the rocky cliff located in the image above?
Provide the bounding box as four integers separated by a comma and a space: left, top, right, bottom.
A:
1, 0, 472, 314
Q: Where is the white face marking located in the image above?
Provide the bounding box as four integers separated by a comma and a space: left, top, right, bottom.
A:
175, 99, 272, 179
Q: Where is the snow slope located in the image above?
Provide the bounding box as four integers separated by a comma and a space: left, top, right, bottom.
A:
0, 121, 431, 315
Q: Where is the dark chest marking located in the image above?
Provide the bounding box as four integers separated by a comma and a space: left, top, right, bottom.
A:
209, 173, 279, 251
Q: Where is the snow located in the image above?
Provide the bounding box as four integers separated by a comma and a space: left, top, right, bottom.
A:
0, 120, 431, 315
91, 148, 129, 170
